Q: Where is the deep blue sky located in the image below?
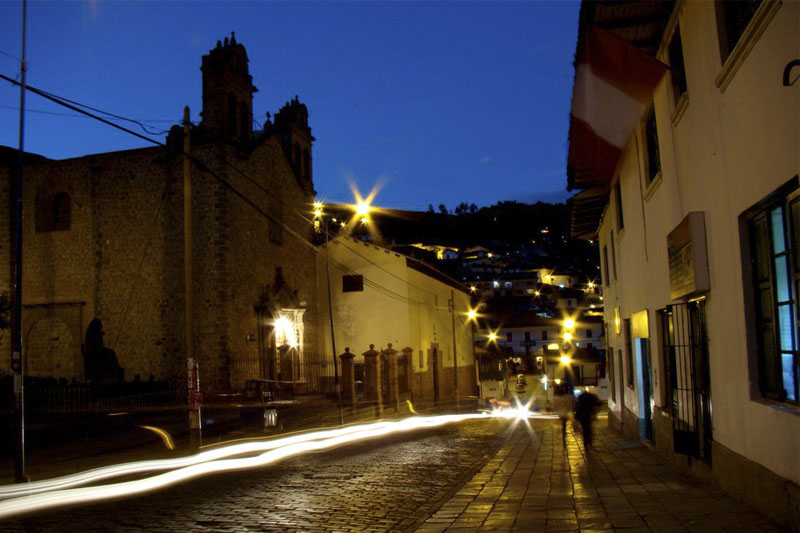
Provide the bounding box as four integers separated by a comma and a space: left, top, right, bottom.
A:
0, 1, 579, 211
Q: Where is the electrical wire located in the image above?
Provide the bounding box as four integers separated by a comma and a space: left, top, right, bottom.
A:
0, 103, 176, 133
0, 73, 458, 308
0, 49, 21, 61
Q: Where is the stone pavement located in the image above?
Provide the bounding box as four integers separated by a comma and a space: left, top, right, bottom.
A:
411, 416, 786, 532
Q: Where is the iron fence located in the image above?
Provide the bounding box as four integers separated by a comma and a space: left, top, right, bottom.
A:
0, 376, 181, 413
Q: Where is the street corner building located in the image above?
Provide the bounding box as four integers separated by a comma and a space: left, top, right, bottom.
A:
566, 1, 799, 529
317, 235, 478, 408
0, 35, 321, 393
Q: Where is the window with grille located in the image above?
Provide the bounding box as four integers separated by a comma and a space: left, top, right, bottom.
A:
36, 190, 71, 232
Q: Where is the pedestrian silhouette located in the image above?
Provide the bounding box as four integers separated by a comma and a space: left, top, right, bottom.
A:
574, 390, 600, 449
552, 384, 574, 444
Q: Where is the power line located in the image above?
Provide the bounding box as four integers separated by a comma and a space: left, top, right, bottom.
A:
0, 103, 176, 132
0, 73, 454, 308
0, 50, 21, 61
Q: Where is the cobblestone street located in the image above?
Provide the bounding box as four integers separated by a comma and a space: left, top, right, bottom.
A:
2, 418, 509, 532
0, 416, 787, 532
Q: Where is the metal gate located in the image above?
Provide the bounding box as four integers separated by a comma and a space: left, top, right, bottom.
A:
660, 300, 712, 462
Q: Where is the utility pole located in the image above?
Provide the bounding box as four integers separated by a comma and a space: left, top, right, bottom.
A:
324, 220, 344, 425
450, 289, 459, 407
183, 106, 201, 449
10, 0, 28, 483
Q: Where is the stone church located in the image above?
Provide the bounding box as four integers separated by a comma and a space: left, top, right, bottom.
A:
0, 35, 320, 391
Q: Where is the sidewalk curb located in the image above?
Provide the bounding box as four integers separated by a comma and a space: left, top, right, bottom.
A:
397, 420, 515, 532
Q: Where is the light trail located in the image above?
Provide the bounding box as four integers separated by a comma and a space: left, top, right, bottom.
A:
138, 426, 175, 450
0, 414, 486, 518
0, 418, 428, 500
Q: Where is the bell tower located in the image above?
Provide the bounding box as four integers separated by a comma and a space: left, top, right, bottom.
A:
274, 96, 315, 190
200, 33, 257, 145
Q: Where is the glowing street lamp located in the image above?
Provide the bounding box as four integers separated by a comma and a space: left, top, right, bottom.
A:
466, 309, 478, 321
563, 318, 575, 330
563, 332, 573, 342
560, 355, 571, 365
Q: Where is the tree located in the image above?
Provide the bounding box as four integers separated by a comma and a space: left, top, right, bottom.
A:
438, 204, 448, 215
469, 203, 477, 213
427, 204, 434, 213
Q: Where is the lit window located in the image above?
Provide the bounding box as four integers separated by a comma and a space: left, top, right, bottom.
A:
743, 179, 799, 404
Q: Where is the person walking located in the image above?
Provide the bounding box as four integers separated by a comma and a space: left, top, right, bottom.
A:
575, 390, 600, 449
552, 385, 574, 443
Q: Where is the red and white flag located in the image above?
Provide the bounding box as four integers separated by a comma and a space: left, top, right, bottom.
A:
568, 26, 668, 187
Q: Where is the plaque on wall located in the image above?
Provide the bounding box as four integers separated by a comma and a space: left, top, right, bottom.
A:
667, 212, 710, 300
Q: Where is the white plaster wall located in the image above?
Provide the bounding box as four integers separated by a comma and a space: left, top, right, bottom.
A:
317, 236, 475, 375
600, 1, 799, 482
407, 269, 474, 372
317, 236, 411, 361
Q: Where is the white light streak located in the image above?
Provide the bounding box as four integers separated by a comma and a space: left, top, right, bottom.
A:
0, 414, 485, 518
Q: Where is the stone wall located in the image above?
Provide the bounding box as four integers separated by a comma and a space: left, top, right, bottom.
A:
0, 133, 318, 391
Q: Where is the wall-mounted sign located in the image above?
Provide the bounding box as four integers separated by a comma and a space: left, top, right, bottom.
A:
632, 310, 649, 339
667, 212, 710, 300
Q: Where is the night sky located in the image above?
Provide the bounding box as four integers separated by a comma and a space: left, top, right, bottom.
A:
0, 1, 580, 211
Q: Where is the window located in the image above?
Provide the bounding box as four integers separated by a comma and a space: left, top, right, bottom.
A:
227, 93, 237, 135
716, 0, 762, 63
303, 149, 311, 182
610, 230, 618, 280
35, 190, 71, 232
586, 329, 592, 339
524, 332, 530, 342
668, 24, 688, 103
614, 181, 624, 230
744, 178, 799, 404
541, 330, 548, 341
239, 101, 249, 142
624, 318, 634, 388
342, 275, 364, 293
602, 245, 610, 287
644, 108, 661, 184
506, 332, 513, 342
609, 347, 617, 403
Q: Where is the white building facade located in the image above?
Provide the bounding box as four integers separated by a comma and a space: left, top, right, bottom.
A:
317, 235, 477, 404
567, 1, 798, 528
